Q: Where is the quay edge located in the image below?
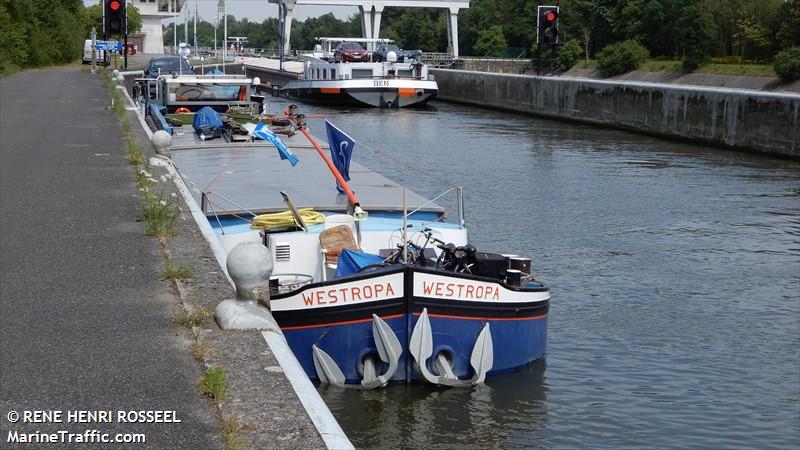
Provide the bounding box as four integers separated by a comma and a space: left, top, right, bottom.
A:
430, 68, 800, 159
115, 73, 351, 449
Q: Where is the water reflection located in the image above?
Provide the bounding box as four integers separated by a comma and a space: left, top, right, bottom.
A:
320, 361, 548, 449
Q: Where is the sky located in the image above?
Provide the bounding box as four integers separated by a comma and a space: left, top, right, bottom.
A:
83, 0, 359, 24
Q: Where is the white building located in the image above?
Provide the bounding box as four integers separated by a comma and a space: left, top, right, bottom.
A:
132, 0, 184, 54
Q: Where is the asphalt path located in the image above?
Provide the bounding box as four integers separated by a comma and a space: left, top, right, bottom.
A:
0, 68, 221, 448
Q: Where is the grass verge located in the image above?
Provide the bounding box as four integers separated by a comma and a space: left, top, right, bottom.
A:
573, 58, 776, 77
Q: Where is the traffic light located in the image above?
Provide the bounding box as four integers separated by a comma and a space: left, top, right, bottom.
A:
104, 0, 126, 35
537, 6, 559, 45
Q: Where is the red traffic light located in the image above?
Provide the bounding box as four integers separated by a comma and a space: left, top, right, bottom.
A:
545, 11, 557, 23
109, 0, 121, 11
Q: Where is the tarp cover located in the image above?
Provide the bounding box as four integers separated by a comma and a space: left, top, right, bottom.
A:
192, 106, 223, 131
335, 249, 384, 278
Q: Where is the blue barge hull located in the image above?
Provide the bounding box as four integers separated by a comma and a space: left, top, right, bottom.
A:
270, 266, 549, 384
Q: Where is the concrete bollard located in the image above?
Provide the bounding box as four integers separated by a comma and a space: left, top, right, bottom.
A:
215, 242, 280, 330
151, 130, 171, 156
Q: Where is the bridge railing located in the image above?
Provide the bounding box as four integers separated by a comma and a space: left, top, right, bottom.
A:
421, 52, 456, 68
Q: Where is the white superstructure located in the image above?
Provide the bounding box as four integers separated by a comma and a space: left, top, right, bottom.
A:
133, 0, 185, 54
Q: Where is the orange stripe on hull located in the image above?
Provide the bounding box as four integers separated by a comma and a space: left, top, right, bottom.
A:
320, 87, 341, 94
398, 87, 416, 98
280, 313, 404, 330
417, 312, 549, 322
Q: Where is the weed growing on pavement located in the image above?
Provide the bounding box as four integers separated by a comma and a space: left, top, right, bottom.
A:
198, 367, 229, 404
220, 413, 247, 450
192, 343, 213, 362
163, 264, 193, 280
140, 174, 179, 237
141, 192, 179, 236
172, 304, 211, 329
127, 141, 146, 167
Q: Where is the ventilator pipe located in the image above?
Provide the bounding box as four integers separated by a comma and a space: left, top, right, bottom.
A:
297, 126, 359, 208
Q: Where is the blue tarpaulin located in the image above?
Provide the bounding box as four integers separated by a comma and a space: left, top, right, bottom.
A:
192, 106, 223, 140
192, 106, 223, 130
335, 249, 385, 278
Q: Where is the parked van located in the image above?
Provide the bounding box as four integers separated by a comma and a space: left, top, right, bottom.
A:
82, 39, 108, 65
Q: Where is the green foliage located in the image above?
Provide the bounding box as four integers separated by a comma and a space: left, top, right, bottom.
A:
0, 6, 26, 76
596, 40, 649, 76
380, 8, 445, 52
776, 1, 800, 50
0, 0, 84, 71
679, 0, 714, 71
558, 39, 583, 71
473, 25, 507, 56
163, 264, 193, 280
141, 188, 180, 237
197, 367, 229, 404
774, 47, 800, 81
153, 0, 795, 74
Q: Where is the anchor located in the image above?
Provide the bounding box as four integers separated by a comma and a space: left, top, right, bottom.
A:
313, 314, 403, 389
409, 308, 493, 387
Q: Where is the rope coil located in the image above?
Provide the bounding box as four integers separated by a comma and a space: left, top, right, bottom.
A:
251, 208, 326, 229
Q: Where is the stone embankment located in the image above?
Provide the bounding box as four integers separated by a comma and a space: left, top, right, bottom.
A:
431, 68, 799, 158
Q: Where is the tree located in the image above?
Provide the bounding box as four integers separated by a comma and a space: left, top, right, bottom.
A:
1, 0, 84, 70
0, 3, 28, 73
473, 25, 507, 56
776, 1, 800, 50
677, 0, 714, 70
381, 8, 445, 52
561, 0, 611, 63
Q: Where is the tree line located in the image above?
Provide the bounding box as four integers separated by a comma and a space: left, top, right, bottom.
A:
164, 0, 798, 63
1, 0, 797, 76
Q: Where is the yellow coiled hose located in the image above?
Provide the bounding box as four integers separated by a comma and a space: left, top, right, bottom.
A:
250, 208, 326, 229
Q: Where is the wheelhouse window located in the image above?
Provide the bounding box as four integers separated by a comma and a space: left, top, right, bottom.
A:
170, 83, 247, 102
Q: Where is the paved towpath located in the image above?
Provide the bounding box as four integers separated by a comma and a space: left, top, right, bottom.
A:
0, 67, 221, 448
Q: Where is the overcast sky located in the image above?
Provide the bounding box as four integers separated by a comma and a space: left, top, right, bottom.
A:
84, 0, 359, 23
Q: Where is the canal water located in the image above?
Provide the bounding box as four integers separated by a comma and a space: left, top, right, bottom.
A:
270, 96, 800, 449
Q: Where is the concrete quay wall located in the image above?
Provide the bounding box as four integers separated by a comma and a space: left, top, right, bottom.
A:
431, 69, 800, 158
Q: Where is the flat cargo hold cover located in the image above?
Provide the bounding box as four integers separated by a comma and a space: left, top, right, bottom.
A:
170, 135, 443, 216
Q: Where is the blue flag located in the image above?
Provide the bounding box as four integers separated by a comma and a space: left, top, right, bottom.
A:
324, 120, 355, 193
252, 122, 299, 166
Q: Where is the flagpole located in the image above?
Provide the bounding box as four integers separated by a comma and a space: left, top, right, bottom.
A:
297, 127, 359, 208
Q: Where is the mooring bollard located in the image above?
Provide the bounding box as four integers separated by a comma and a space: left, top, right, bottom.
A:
215, 242, 280, 330
151, 130, 171, 156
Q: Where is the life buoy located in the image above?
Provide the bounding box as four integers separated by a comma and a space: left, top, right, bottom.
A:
175, 107, 191, 113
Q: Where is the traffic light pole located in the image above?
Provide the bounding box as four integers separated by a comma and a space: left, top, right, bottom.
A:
536, 44, 542, 76
123, 2, 128, 69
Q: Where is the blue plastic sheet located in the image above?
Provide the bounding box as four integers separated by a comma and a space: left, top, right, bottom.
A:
192, 106, 223, 130
335, 249, 385, 278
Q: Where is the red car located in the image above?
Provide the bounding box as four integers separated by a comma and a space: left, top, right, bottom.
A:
333, 42, 368, 63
